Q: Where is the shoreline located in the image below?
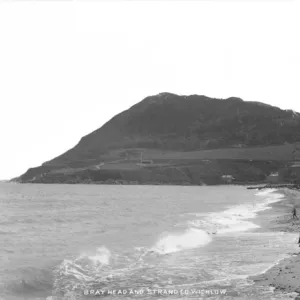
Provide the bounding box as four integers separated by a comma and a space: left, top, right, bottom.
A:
10, 179, 286, 187
250, 187, 300, 299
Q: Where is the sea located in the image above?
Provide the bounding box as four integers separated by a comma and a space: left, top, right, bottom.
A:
0, 183, 298, 300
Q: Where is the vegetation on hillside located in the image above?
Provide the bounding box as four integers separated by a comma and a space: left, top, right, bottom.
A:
16, 93, 300, 184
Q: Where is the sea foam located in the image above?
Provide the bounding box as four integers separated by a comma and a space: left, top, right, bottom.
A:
150, 189, 284, 254
76, 246, 111, 266
189, 188, 285, 235
151, 228, 212, 254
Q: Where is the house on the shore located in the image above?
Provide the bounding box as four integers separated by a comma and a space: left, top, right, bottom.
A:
288, 162, 300, 183
221, 175, 235, 184
276, 161, 300, 183
290, 162, 300, 168
266, 172, 280, 183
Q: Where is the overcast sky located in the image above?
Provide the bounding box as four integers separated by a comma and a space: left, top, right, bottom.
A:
0, 0, 299, 180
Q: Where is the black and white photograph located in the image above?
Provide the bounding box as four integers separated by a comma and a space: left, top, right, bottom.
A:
1, 0, 300, 299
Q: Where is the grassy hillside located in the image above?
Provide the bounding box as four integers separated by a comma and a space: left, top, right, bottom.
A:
21, 159, 284, 186
16, 93, 300, 184
17, 144, 298, 184
41, 93, 300, 167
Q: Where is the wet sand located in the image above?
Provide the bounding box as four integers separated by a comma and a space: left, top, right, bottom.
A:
250, 188, 300, 299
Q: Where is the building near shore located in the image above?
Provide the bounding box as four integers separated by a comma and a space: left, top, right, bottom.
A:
289, 162, 300, 183
290, 162, 300, 168
137, 160, 154, 167
266, 172, 280, 183
277, 162, 300, 183
221, 175, 235, 184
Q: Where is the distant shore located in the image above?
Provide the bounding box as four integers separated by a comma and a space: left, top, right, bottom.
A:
250, 187, 300, 299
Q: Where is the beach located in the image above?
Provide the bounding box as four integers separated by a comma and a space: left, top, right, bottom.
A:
2, 183, 296, 300
251, 188, 300, 299
1, 183, 300, 299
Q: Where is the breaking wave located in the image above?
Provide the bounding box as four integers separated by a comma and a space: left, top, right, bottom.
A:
4, 189, 286, 300
188, 189, 284, 235
150, 228, 212, 254
75, 246, 111, 266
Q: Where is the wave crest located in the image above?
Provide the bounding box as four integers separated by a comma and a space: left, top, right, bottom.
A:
151, 228, 212, 254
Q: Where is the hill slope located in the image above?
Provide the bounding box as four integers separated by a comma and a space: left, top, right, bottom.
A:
17, 93, 300, 184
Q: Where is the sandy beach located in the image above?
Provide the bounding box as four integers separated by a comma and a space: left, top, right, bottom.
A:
250, 188, 300, 299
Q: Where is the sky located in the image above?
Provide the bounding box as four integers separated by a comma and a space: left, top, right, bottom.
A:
0, 0, 299, 180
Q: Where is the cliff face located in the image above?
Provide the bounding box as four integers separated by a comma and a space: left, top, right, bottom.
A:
17, 93, 300, 184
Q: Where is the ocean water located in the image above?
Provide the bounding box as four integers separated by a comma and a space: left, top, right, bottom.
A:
0, 183, 298, 300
